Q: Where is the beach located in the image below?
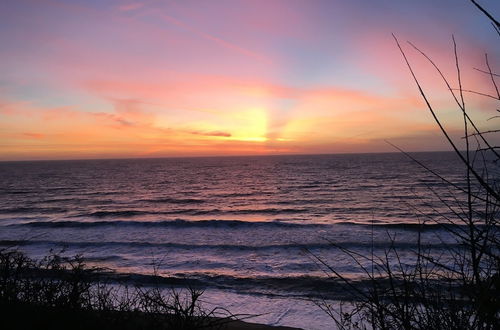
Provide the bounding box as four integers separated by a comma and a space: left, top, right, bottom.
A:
2, 301, 302, 330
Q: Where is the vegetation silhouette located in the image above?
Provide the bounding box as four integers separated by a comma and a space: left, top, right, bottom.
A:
0, 248, 251, 330
312, 1, 499, 329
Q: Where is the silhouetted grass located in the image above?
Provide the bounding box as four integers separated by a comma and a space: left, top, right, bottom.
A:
312, 2, 499, 329
0, 248, 237, 330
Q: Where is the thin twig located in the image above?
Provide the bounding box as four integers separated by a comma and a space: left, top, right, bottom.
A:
474, 68, 500, 77
407, 41, 500, 160
394, 34, 500, 202
470, 0, 500, 29
485, 53, 500, 99
464, 129, 500, 138
452, 89, 499, 100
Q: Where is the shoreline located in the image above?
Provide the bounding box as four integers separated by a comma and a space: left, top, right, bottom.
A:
2, 302, 303, 330
221, 319, 302, 330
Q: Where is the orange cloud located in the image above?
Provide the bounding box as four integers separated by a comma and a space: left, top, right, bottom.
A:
189, 130, 232, 137
23, 133, 45, 139
0, 74, 449, 161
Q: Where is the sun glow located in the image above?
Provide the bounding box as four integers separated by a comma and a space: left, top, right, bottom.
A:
229, 107, 268, 142
237, 137, 268, 142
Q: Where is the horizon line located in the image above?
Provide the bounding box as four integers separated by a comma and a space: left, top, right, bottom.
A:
0, 149, 457, 163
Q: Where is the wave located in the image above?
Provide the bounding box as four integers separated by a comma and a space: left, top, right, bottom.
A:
231, 208, 310, 214
212, 192, 261, 198
2, 190, 33, 195
109, 273, 348, 297
11, 219, 323, 229
0, 207, 68, 214
87, 210, 151, 218
7, 218, 478, 232
334, 221, 469, 231
0, 239, 463, 251
82, 255, 127, 262
83, 271, 445, 299
78, 207, 310, 218
139, 198, 205, 204
0, 207, 308, 218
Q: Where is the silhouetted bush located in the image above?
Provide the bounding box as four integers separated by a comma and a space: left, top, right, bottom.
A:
0, 248, 234, 330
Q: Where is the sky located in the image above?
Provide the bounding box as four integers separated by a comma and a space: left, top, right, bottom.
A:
0, 0, 499, 160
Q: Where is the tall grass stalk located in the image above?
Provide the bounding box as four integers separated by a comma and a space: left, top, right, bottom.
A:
315, 2, 499, 329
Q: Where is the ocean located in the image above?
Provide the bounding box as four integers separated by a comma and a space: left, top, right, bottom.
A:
0, 152, 468, 329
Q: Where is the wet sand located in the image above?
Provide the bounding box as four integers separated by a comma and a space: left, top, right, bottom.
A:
221, 319, 302, 330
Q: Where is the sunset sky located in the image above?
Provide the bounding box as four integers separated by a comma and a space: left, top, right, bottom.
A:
1, 0, 499, 160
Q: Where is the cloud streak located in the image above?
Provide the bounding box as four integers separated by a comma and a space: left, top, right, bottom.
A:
157, 13, 272, 64
189, 130, 232, 137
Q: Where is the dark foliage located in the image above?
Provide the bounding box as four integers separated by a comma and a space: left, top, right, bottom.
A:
0, 248, 235, 330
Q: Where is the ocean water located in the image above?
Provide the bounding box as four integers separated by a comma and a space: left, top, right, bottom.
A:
0, 152, 469, 328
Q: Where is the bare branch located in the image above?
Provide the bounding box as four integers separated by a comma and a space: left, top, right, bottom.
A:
463, 129, 500, 138
474, 68, 500, 77
453, 36, 466, 110
385, 140, 499, 206
393, 34, 500, 202
485, 53, 500, 99
477, 146, 500, 152
493, 22, 500, 37
470, 0, 500, 29
408, 41, 500, 160
451, 88, 499, 100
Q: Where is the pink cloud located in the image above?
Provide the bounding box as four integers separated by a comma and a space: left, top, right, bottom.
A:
118, 2, 145, 12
